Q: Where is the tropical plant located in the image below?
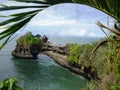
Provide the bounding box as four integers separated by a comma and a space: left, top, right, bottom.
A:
0, 78, 22, 90
68, 43, 93, 67
0, 0, 120, 49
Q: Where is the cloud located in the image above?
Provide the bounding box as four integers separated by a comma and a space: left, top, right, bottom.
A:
31, 19, 78, 27
28, 10, 105, 37
59, 28, 87, 36
29, 11, 78, 27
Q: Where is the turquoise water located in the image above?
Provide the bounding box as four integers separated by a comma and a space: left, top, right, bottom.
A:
0, 36, 101, 90
0, 53, 88, 90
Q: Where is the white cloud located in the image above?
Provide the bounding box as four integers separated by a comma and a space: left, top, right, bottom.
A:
31, 19, 78, 26
59, 28, 87, 36
30, 11, 78, 27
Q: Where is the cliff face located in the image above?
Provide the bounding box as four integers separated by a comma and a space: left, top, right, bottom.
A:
12, 44, 41, 59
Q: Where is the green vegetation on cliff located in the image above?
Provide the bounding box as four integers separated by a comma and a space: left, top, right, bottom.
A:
67, 35, 120, 90
12, 32, 43, 59
68, 43, 94, 67
16, 32, 42, 49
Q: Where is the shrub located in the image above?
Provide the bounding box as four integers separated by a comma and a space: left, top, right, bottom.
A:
0, 78, 22, 90
67, 43, 94, 67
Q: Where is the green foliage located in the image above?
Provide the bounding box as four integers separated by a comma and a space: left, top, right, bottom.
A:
67, 36, 120, 90
16, 32, 42, 49
111, 83, 120, 90
68, 44, 80, 64
89, 35, 120, 90
0, 78, 22, 90
68, 43, 94, 67
74, 0, 120, 22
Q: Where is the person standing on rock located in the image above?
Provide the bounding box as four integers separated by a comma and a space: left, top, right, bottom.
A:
42, 35, 48, 43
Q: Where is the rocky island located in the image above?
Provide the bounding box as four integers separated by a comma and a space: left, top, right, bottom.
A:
12, 32, 48, 59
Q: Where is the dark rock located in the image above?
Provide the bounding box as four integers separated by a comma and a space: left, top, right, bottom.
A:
12, 44, 40, 59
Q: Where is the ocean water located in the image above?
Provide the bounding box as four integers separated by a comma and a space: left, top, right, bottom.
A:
48, 36, 101, 45
0, 36, 101, 90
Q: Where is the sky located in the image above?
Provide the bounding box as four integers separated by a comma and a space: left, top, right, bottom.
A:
0, 0, 115, 38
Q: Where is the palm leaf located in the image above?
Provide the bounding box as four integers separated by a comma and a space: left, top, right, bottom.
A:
0, 35, 11, 50
13, 0, 73, 5
0, 5, 48, 11
73, 0, 120, 22
0, 12, 38, 49
0, 10, 41, 26
10, 9, 41, 16
0, 13, 37, 36
11, 0, 50, 4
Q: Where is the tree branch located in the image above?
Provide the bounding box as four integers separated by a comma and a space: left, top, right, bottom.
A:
96, 21, 120, 36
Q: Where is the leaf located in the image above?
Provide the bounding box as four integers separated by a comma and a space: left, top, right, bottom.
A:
0, 13, 37, 49
0, 9, 41, 26
10, 9, 41, 16
75, 0, 120, 21
0, 12, 37, 35
12, 0, 50, 4
0, 5, 48, 11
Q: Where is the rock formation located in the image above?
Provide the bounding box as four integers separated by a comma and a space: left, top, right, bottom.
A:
12, 32, 42, 59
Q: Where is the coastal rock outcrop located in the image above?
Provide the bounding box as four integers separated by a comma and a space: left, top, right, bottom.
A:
12, 32, 43, 59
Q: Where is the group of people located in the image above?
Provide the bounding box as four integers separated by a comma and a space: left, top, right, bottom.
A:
35, 34, 49, 43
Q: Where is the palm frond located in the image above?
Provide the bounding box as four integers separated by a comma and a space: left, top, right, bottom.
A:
0, 35, 11, 50
0, 5, 48, 11
13, 0, 73, 5
11, 0, 50, 4
0, 10, 41, 26
73, 0, 120, 22
0, 11, 38, 49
